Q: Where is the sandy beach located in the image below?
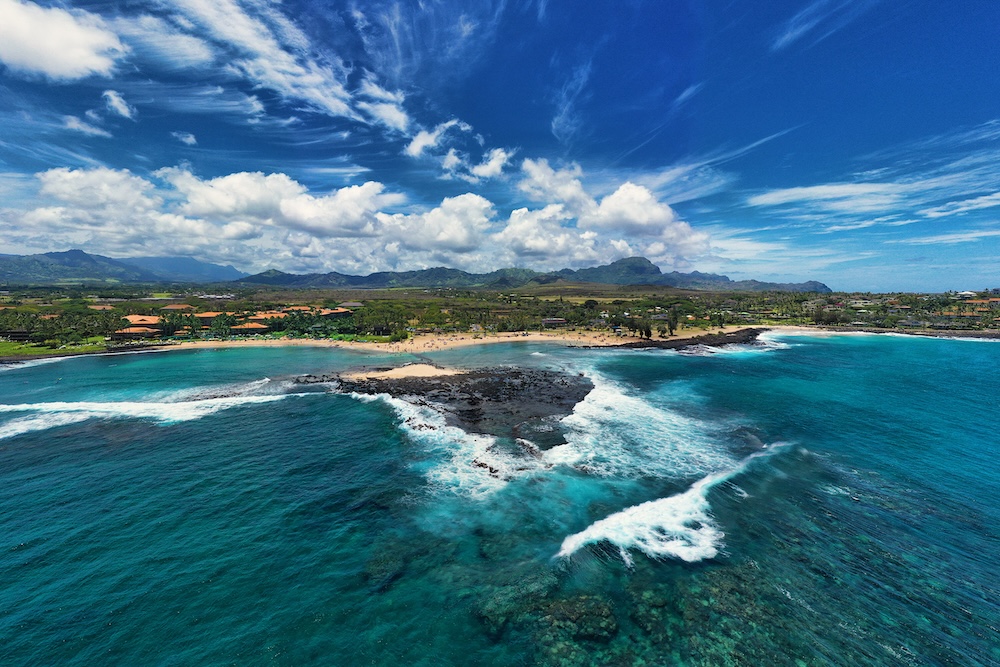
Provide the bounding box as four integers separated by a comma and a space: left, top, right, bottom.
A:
151, 325, 756, 357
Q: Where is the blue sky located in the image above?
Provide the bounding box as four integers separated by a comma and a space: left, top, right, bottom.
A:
1, 0, 999, 291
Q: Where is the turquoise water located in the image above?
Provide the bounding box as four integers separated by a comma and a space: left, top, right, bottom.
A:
1, 336, 998, 665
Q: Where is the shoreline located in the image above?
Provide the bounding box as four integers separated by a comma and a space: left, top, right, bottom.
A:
5, 325, 1000, 366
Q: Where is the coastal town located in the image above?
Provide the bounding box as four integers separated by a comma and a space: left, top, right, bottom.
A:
3, 284, 1000, 359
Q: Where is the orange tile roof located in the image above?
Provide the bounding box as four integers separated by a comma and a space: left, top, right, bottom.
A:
283, 306, 313, 312
161, 304, 196, 310
115, 326, 158, 334
88, 305, 116, 311
195, 311, 224, 318
124, 314, 161, 325
232, 322, 269, 330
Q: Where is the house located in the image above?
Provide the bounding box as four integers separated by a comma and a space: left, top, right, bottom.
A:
160, 304, 196, 311
338, 302, 364, 309
541, 317, 568, 327
111, 326, 159, 340
317, 307, 351, 318
88, 305, 116, 311
124, 314, 162, 327
231, 322, 269, 334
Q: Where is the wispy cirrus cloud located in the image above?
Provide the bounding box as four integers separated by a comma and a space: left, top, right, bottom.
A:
772, 0, 880, 51
63, 115, 112, 138
745, 119, 1000, 235
892, 229, 1000, 246
551, 60, 592, 144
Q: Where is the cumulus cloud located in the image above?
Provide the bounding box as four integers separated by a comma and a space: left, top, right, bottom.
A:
0, 0, 127, 80
4, 159, 713, 276
156, 167, 405, 238
377, 193, 495, 253
470, 148, 512, 179
581, 182, 681, 235
494, 205, 598, 263
103, 90, 136, 119
518, 159, 593, 215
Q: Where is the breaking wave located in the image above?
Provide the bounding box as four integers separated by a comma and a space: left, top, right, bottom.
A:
556, 442, 793, 565
544, 370, 734, 478
356, 392, 548, 498
0, 379, 307, 441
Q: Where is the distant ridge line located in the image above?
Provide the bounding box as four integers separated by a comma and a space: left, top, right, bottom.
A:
238, 256, 832, 293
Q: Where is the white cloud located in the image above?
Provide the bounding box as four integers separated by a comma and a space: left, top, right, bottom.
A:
581, 182, 680, 235
356, 101, 409, 133
551, 61, 591, 144
920, 192, 1000, 218
494, 205, 599, 263
747, 183, 903, 213
470, 148, 511, 179
378, 193, 494, 253
168, 0, 356, 119
157, 167, 404, 238
894, 229, 1000, 246
63, 116, 112, 138
518, 159, 593, 215
38, 167, 159, 210
102, 90, 136, 119
772, 0, 879, 52
0, 0, 127, 80
113, 14, 216, 69
441, 148, 464, 171
171, 131, 198, 146
405, 119, 468, 158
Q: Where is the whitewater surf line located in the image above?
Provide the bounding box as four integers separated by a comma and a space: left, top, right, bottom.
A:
556, 442, 794, 566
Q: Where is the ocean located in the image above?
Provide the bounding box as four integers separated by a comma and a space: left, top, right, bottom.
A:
1, 333, 997, 666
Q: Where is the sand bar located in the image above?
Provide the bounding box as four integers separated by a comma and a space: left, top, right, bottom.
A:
340, 363, 463, 380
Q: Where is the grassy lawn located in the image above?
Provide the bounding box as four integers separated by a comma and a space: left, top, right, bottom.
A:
0, 339, 107, 358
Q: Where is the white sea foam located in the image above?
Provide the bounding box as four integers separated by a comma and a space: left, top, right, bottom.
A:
556, 443, 792, 565
358, 392, 547, 498
544, 370, 733, 478
0, 357, 68, 373
0, 391, 298, 439
0, 412, 93, 440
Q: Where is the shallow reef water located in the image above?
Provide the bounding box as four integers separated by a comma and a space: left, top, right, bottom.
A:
1, 337, 998, 665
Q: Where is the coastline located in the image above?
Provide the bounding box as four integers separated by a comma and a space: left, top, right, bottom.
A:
5, 324, 1000, 367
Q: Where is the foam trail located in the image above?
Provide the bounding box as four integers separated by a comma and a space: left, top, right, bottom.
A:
0, 393, 294, 427
0, 357, 68, 373
556, 443, 792, 565
0, 413, 92, 440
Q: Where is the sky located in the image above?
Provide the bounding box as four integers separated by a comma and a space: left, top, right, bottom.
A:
1, 0, 999, 292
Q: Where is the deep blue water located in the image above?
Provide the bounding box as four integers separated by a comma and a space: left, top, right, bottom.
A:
1, 335, 997, 665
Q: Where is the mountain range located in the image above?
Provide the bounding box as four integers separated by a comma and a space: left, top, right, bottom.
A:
238, 257, 831, 292
0, 250, 246, 284
0, 251, 831, 292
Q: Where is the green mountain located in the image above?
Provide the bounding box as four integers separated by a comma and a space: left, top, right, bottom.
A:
239, 257, 832, 293
117, 256, 247, 282
0, 250, 162, 284
0, 250, 246, 284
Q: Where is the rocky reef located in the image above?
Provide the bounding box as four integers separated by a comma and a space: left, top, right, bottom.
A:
296, 367, 594, 445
